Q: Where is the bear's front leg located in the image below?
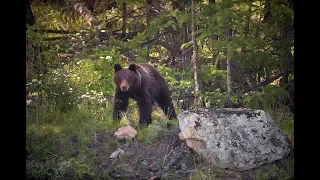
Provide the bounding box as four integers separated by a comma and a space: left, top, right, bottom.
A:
136, 94, 153, 126
113, 89, 130, 122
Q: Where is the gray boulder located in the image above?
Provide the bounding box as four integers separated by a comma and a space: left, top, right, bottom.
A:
178, 108, 291, 171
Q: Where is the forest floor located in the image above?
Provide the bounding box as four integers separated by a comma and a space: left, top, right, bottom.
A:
26, 103, 294, 180
72, 125, 294, 180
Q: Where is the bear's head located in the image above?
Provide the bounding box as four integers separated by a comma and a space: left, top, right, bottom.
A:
113, 64, 141, 92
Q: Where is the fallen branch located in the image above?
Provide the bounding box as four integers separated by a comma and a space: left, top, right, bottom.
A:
41, 29, 74, 34
44, 36, 69, 41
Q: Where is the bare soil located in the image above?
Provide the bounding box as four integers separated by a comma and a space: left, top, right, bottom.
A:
81, 126, 293, 180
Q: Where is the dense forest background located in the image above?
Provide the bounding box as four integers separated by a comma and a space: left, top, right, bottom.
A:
26, 0, 294, 179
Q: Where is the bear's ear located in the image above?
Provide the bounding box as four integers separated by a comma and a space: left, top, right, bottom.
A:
114, 64, 122, 72
128, 64, 138, 73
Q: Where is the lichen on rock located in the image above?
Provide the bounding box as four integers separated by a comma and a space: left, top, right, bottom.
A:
178, 108, 291, 171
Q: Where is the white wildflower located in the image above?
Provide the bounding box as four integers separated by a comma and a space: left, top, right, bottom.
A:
69, 88, 73, 91
100, 29, 106, 32
81, 94, 90, 98
26, 99, 32, 105
106, 56, 112, 60
100, 56, 104, 59
31, 79, 38, 83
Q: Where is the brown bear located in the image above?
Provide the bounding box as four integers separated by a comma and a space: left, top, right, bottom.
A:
113, 63, 177, 126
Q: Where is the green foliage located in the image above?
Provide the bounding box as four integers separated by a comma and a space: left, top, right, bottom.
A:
191, 169, 217, 180
244, 85, 290, 110
136, 113, 170, 144
136, 47, 149, 63
26, 156, 76, 180
279, 118, 294, 141
27, 0, 294, 178
253, 164, 292, 180
267, 109, 294, 143
26, 102, 115, 179
198, 63, 226, 91
197, 63, 228, 107
200, 89, 228, 108
157, 64, 194, 97
31, 0, 87, 31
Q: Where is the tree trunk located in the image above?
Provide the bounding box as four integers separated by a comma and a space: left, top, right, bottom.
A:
252, 67, 257, 92
122, 2, 127, 39
181, 0, 187, 70
26, 0, 35, 26
225, 28, 233, 107
209, 0, 218, 67
226, 56, 231, 94
263, 0, 272, 23
280, 0, 294, 87
191, 0, 200, 107
85, 0, 95, 13
182, 23, 187, 69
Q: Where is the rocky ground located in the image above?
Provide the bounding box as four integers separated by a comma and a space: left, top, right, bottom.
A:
79, 126, 293, 180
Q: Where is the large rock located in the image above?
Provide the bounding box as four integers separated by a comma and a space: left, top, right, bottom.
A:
178, 108, 291, 171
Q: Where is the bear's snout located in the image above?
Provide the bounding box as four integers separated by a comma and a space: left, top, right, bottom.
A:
120, 80, 130, 91
121, 86, 128, 91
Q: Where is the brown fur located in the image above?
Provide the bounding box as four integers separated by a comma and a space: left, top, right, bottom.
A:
113, 63, 177, 126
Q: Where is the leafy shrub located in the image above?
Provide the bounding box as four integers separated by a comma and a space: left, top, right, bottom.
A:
26, 156, 76, 180
244, 85, 290, 110
198, 63, 227, 92
200, 88, 228, 108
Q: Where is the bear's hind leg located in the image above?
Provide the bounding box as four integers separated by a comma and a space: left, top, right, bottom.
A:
156, 96, 177, 120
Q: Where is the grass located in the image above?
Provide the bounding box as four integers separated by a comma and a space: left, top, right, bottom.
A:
26, 99, 178, 179
266, 107, 294, 145
27, 95, 294, 180
26, 100, 119, 179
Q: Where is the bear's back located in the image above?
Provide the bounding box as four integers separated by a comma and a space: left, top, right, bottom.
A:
137, 63, 164, 80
